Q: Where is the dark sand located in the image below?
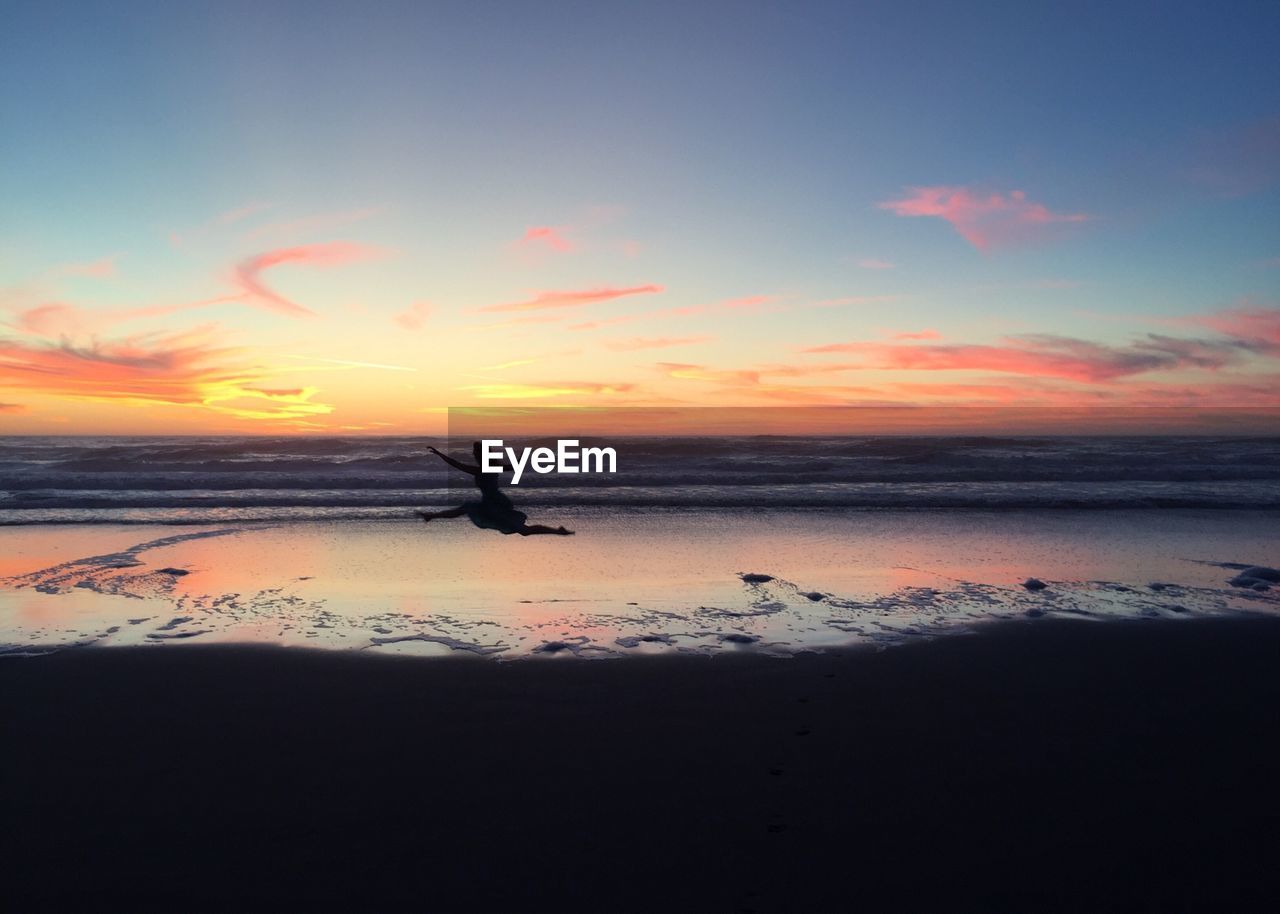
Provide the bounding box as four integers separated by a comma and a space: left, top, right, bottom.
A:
4, 618, 1280, 911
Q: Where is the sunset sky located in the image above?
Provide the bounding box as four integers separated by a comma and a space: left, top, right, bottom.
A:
2, 1, 1278, 434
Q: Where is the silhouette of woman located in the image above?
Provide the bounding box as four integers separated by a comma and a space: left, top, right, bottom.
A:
417, 441, 574, 536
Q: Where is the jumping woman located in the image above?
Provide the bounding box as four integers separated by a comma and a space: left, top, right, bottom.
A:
417, 442, 574, 536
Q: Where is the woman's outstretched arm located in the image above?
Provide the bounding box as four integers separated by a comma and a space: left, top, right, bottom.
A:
428, 446, 479, 476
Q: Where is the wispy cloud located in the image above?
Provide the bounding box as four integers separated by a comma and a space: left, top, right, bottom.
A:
478, 284, 664, 313
478, 358, 539, 371
1186, 303, 1280, 351
393, 301, 431, 330
457, 381, 636, 399
63, 256, 118, 279
0, 402, 26, 413
879, 186, 1088, 251
567, 295, 775, 331
812, 295, 903, 309
218, 201, 273, 225
856, 258, 895, 270
802, 333, 1254, 382
8, 296, 242, 337
234, 242, 386, 317
0, 327, 334, 421
604, 335, 713, 352
720, 295, 775, 311
1185, 115, 1280, 197
468, 314, 567, 332
244, 207, 382, 243
656, 362, 762, 385
888, 329, 941, 341
517, 226, 575, 254
656, 354, 1280, 407
280, 354, 417, 372
169, 202, 272, 247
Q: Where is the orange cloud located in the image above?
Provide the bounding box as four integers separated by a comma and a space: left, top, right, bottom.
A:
879, 186, 1088, 251
457, 381, 636, 399
657, 362, 762, 385
889, 329, 941, 340
0, 402, 26, 413
604, 336, 713, 352
478, 358, 538, 370
0, 327, 333, 421
234, 242, 386, 317
479, 284, 664, 313
658, 361, 874, 387
393, 301, 431, 330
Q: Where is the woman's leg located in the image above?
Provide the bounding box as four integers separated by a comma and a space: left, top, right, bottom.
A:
515, 524, 574, 536
416, 506, 468, 523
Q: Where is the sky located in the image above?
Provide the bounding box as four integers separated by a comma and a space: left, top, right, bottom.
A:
2, 0, 1279, 434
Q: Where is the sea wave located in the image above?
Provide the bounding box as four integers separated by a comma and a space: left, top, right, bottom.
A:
2, 434, 1278, 523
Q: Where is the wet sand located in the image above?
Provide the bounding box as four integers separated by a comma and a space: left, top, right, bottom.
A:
3, 511, 1277, 656
4, 617, 1280, 911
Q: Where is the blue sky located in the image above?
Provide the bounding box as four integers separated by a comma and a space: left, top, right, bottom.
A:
1, 0, 1278, 431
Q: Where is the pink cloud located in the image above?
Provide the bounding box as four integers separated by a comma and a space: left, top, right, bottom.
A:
479, 284, 664, 313
234, 242, 386, 317
889, 329, 942, 341
720, 295, 775, 311
11, 296, 242, 337
1187, 304, 1280, 350
12, 302, 83, 336
604, 335, 713, 352
393, 301, 432, 331
879, 186, 1088, 251
857, 258, 895, 270
802, 334, 1252, 382
518, 226, 575, 253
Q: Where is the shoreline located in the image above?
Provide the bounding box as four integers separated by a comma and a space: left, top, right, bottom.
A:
3, 512, 1275, 659
5, 616, 1280, 910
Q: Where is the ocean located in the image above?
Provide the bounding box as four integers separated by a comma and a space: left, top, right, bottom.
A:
2, 434, 1279, 524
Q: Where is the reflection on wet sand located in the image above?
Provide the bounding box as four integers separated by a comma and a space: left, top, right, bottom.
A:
1, 509, 1277, 658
